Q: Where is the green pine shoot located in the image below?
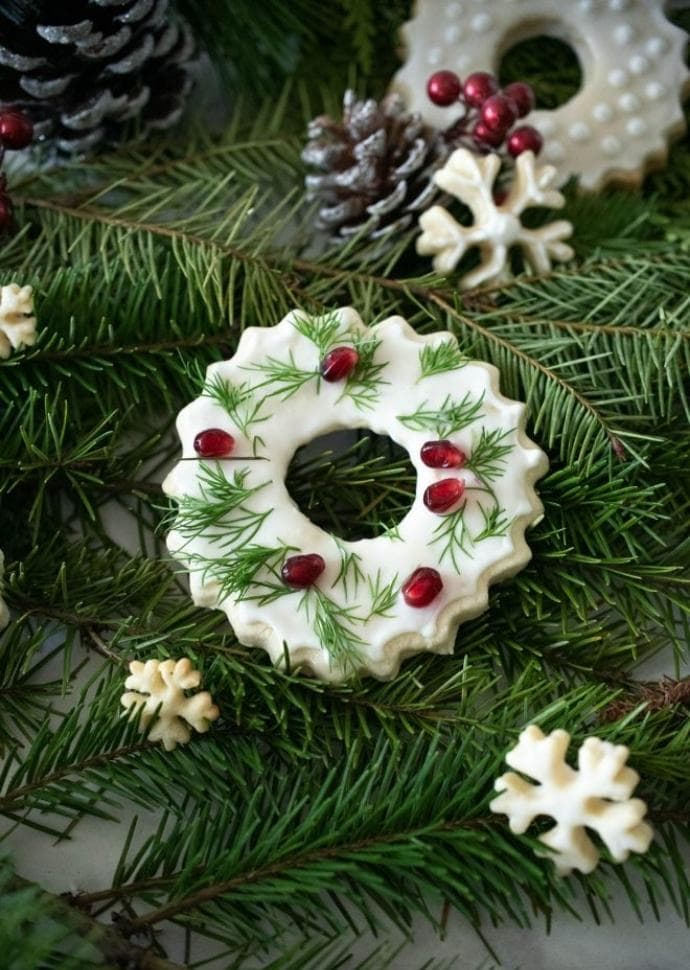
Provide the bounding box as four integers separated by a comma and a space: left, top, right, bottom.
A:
339, 336, 389, 412
474, 503, 513, 542
203, 543, 295, 600
247, 351, 319, 399
172, 465, 269, 541
332, 543, 365, 599
203, 375, 268, 442
418, 341, 468, 379
464, 427, 515, 485
398, 392, 485, 438
301, 586, 365, 670
365, 569, 399, 620
292, 310, 344, 356
430, 503, 471, 573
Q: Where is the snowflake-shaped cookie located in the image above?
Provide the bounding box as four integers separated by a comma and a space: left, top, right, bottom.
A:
490, 725, 653, 876
417, 149, 573, 289
0, 283, 37, 358
121, 658, 220, 751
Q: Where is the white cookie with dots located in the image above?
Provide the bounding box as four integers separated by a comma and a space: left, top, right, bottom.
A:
392, 0, 690, 190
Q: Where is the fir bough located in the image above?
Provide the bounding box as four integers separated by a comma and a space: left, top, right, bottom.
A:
0, 17, 689, 968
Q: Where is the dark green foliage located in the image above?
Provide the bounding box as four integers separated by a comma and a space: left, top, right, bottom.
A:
0, 10, 689, 968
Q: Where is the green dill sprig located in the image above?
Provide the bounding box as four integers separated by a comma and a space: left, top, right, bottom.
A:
464, 428, 515, 485
246, 351, 319, 400
365, 570, 399, 620
200, 543, 295, 600
332, 543, 365, 599
339, 336, 389, 412
203, 375, 267, 442
474, 503, 513, 542
172, 466, 269, 541
418, 341, 468, 380
397, 392, 484, 438
301, 586, 365, 671
430, 503, 471, 573
292, 311, 344, 356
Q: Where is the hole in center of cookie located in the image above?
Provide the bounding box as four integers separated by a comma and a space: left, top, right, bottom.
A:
285, 428, 416, 542
499, 34, 582, 109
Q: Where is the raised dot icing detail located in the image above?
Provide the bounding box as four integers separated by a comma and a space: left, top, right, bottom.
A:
471, 12, 492, 32
614, 24, 634, 46
645, 37, 667, 58
629, 55, 649, 75
601, 135, 621, 155
627, 117, 647, 137
427, 47, 442, 65
645, 81, 665, 100
445, 24, 461, 42
569, 122, 591, 142
608, 69, 627, 87
618, 93, 639, 113
544, 140, 566, 162
592, 103, 614, 123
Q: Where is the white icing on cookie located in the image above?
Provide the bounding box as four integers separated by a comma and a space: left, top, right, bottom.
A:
392, 0, 690, 190
163, 308, 548, 682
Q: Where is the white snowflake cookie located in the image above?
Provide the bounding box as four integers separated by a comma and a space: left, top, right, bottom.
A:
490, 725, 653, 876
392, 0, 690, 190
163, 308, 548, 683
0, 283, 37, 358
417, 149, 573, 288
121, 658, 220, 751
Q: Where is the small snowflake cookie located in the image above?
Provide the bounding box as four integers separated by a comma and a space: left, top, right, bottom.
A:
0, 283, 37, 358
121, 658, 220, 751
163, 308, 548, 683
490, 725, 653, 875
392, 0, 690, 190
417, 148, 573, 288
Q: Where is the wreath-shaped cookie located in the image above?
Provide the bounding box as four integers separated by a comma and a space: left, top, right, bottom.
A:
163, 308, 548, 682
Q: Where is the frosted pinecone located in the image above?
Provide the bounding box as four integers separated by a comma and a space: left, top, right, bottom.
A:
302, 89, 448, 241
0, 0, 196, 155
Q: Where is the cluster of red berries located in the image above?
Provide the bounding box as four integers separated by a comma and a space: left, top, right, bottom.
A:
427, 69, 543, 158
0, 109, 34, 231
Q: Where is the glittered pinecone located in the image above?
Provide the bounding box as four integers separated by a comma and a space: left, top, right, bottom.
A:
0, 0, 196, 155
303, 90, 447, 241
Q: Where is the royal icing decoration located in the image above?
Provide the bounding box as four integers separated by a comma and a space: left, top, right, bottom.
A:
121, 658, 220, 751
392, 0, 690, 190
417, 148, 573, 288
490, 725, 653, 876
0, 283, 37, 358
163, 308, 548, 683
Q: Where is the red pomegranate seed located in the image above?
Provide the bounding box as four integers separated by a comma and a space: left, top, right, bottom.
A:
193, 428, 235, 458
321, 346, 360, 382
423, 478, 465, 514
420, 440, 466, 469
281, 553, 326, 589
402, 567, 443, 608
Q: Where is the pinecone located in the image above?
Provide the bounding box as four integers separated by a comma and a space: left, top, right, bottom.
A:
303, 90, 448, 241
0, 0, 196, 155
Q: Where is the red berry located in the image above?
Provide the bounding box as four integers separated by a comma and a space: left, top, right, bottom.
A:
193, 428, 235, 458
480, 94, 517, 135
420, 440, 466, 469
427, 70, 462, 106
506, 125, 544, 157
463, 72, 499, 108
0, 111, 33, 150
423, 478, 465, 514
472, 120, 505, 149
281, 553, 326, 589
503, 82, 535, 118
402, 567, 443, 608
321, 346, 360, 382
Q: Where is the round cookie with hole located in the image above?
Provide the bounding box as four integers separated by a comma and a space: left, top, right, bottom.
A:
392, 0, 690, 191
163, 307, 548, 682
